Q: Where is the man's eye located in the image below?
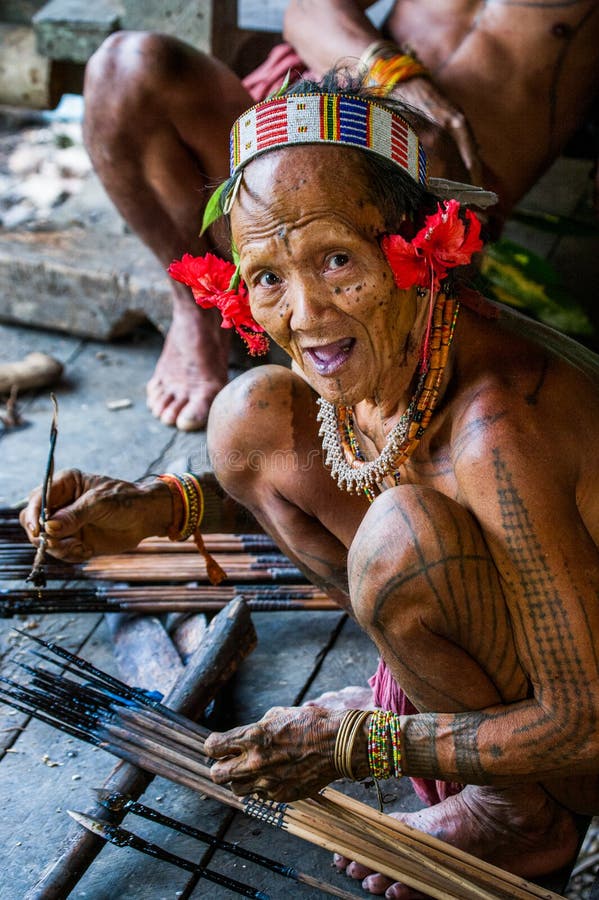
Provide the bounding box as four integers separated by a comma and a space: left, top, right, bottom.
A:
258, 271, 280, 287
327, 253, 350, 270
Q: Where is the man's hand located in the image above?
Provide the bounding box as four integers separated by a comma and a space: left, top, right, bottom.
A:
205, 705, 346, 802
394, 76, 482, 185
20, 468, 172, 562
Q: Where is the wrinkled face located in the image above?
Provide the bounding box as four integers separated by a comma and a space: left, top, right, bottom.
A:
231, 146, 423, 406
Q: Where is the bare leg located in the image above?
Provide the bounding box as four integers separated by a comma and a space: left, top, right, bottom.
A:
84, 32, 252, 429
208, 368, 581, 897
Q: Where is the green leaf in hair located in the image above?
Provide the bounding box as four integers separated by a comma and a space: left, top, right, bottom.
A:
201, 180, 229, 234
267, 69, 291, 100
228, 243, 241, 291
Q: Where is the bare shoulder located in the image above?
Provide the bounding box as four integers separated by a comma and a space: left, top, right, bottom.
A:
450, 306, 599, 515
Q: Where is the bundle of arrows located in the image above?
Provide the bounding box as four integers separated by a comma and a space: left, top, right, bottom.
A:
0, 505, 339, 615
0, 631, 564, 900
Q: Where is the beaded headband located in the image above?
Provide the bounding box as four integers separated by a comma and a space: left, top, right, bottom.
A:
230, 93, 427, 185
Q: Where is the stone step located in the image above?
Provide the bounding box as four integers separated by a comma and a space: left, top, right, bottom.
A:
33, 0, 121, 64
0, 223, 170, 339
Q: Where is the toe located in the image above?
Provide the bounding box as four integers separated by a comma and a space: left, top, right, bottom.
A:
175, 384, 224, 431
146, 382, 173, 419
347, 861, 375, 880
362, 872, 395, 895
175, 401, 209, 432
159, 395, 186, 427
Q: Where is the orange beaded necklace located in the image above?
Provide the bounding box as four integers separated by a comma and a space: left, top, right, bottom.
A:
317, 291, 459, 502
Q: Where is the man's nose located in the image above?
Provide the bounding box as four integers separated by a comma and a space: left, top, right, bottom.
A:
288, 278, 329, 331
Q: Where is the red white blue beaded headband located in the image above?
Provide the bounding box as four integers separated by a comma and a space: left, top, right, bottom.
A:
230, 93, 427, 185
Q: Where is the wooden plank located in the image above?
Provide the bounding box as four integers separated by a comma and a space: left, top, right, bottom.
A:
0, 622, 123, 897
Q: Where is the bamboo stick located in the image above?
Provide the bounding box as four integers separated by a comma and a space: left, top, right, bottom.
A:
321, 789, 562, 900
290, 799, 509, 900
4, 633, 566, 900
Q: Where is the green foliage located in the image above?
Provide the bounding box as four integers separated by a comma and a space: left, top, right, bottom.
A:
479, 239, 594, 337
201, 180, 229, 235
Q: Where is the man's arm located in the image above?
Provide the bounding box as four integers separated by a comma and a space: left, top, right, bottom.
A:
400, 408, 599, 785
283, 0, 381, 74
282, 0, 481, 181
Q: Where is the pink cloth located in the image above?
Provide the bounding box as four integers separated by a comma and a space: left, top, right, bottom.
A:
369, 657, 463, 806
242, 42, 312, 103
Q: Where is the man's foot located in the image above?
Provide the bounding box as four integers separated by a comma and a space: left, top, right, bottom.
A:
304, 685, 374, 711
147, 296, 230, 431
334, 784, 579, 899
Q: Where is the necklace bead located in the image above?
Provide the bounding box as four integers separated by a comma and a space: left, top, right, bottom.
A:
317, 294, 459, 500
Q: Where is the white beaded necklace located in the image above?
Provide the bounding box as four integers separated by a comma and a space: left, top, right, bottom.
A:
316, 375, 423, 494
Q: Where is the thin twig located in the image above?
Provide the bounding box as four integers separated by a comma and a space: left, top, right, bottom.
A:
26, 393, 58, 589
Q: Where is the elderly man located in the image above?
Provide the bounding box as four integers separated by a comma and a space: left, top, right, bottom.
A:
24, 74, 599, 898
83, 0, 599, 430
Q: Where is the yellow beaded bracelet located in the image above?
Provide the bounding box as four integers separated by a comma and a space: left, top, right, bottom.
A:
360, 39, 429, 95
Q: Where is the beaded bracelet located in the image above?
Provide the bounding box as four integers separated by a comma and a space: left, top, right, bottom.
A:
158, 473, 203, 541
157, 472, 225, 585
333, 708, 372, 780
367, 709, 403, 780
359, 39, 429, 95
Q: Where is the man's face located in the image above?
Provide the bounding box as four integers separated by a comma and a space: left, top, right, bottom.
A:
231, 145, 421, 407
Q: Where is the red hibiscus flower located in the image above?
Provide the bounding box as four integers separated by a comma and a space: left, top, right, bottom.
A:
168, 253, 269, 355
381, 200, 483, 293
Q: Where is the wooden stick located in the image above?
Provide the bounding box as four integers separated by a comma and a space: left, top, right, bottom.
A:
68, 812, 270, 900
8, 631, 564, 900
287, 799, 501, 900
26, 393, 58, 588
94, 790, 362, 900
0, 585, 339, 616
320, 789, 562, 900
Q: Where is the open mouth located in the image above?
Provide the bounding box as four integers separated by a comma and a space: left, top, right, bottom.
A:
305, 338, 355, 375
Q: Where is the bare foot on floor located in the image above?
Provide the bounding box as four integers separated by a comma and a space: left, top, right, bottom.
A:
334, 783, 579, 898
304, 685, 375, 710
147, 295, 230, 431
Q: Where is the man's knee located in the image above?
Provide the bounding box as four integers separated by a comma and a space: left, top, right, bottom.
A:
348, 485, 488, 631
207, 365, 301, 491
84, 31, 198, 118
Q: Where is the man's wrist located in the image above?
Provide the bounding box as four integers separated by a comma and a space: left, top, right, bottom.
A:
149, 475, 184, 537
359, 39, 430, 94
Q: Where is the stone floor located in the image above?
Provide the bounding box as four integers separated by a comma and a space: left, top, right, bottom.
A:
1, 101, 599, 898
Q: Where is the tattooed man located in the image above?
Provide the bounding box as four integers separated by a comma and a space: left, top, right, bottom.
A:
82, 0, 599, 431
24, 71, 599, 898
